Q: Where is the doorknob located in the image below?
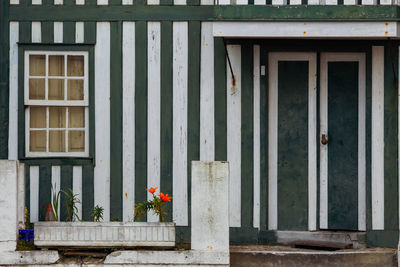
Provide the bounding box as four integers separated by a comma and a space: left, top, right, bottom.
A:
321, 134, 328, 145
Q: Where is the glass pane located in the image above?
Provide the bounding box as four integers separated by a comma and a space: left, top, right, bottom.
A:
69, 107, 85, 128
67, 80, 84, 100
49, 130, 65, 152
68, 131, 84, 152
49, 55, 64, 76
29, 79, 45, 100
29, 55, 45, 76
30, 107, 46, 128
48, 79, 65, 100
30, 130, 46, 152
67, 56, 84, 77
49, 107, 66, 128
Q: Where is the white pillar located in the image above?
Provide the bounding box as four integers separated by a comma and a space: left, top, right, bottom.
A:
191, 161, 229, 252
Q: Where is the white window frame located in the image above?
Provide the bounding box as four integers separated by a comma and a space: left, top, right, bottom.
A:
24, 50, 89, 157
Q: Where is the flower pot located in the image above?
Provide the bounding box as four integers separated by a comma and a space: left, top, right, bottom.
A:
34, 221, 175, 248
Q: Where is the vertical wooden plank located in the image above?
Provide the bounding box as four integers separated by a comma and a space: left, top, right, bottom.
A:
343, 0, 357, 4
173, 21, 188, 226
41, 21, 53, 43
30, 166, 39, 223
272, 0, 287, 5
260, 46, 268, 230
63, 21, 75, 44
31, 22, 41, 43
174, 0, 186, 4
110, 0, 122, 4
148, 0, 160, 5
97, 0, 109, 4
200, 22, 214, 161
253, 45, 260, 229
75, 22, 84, 44
51, 166, 61, 221
122, 0, 133, 3
320, 53, 328, 229
371, 46, 384, 230
217, 0, 230, 4
227, 45, 241, 228
10, 0, 20, 4
60, 165, 72, 221
147, 21, 161, 222
32, 0, 42, 4
54, 0, 64, 4
0, 0, 9, 159
17, 163, 26, 225
54, 22, 63, 43
359, 55, 367, 231
110, 21, 123, 221
25, 165, 30, 223
73, 166, 83, 220
76, 0, 85, 5
362, 0, 377, 4
254, 0, 266, 4
122, 21, 135, 222
94, 22, 111, 221
325, 0, 338, 4
82, 165, 94, 221
236, 0, 248, 4
84, 22, 96, 44
39, 165, 51, 221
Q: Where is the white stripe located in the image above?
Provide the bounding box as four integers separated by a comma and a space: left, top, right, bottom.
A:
122, 21, 136, 222
174, 0, 186, 4
75, 22, 84, 44
372, 46, 385, 230
148, 0, 160, 5
147, 22, 161, 222
32, 22, 42, 43
76, 0, 85, 4
94, 22, 111, 222
10, 0, 20, 4
343, 0, 357, 4
217, 0, 230, 4
97, 0, 108, 4
30, 166, 39, 223
173, 22, 188, 226
380, 0, 393, 4
325, 0, 337, 4
32, 0, 42, 4
254, 0, 266, 4
73, 166, 83, 220
200, 0, 213, 4
253, 45, 261, 229
227, 45, 241, 228
399, 45, 400, 231
200, 22, 214, 161
307, 0, 320, 4
54, 22, 63, 43
122, 0, 134, 3
272, 0, 287, 5
362, 0, 377, 4
54, 0, 63, 4
236, 0, 248, 4
17, 163, 25, 225
290, 0, 301, 4
51, 166, 61, 221
9, 22, 19, 160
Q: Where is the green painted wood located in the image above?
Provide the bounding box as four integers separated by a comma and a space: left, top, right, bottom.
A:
19, 22, 31, 44
365, 48, 372, 231
160, 21, 173, 222
41, 21, 54, 43
25, 164, 30, 223
187, 0, 200, 6
241, 44, 254, 228
63, 21, 76, 44
214, 37, 226, 161
109, 21, 123, 221
84, 22, 96, 44
230, 227, 259, 244
19, 0, 29, 6
110, 0, 123, 5
260, 45, 267, 230
384, 43, 398, 231
20, 158, 93, 165
82, 164, 94, 221
85, 0, 98, 5
0, 1, 9, 159
187, 21, 201, 225
277, 61, 308, 231
64, 0, 76, 6
42, 0, 53, 6
134, 21, 147, 221
60, 165, 73, 221
133, 0, 147, 6
367, 230, 399, 247
327, 61, 358, 230
88, 46, 96, 160
39, 164, 51, 221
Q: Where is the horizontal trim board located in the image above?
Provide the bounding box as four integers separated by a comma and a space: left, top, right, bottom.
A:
8, 6, 400, 22
213, 22, 399, 38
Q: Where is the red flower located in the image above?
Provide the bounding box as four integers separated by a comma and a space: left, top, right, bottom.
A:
146, 187, 158, 194
159, 192, 172, 202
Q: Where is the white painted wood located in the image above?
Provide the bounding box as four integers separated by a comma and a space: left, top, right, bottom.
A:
148, 0, 160, 5
94, 22, 111, 222
54, 0, 63, 4
372, 46, 385, 230
97, 0, 108, 4
173, 22, 188, 227
51, 166, 61, 221
174, 0, 186, 4
10, 0, 20, 4
236, 0, 248, 4
54, 22, 63, 43
30, 166, 39, 223
200, 22, 214, 161
380, 0, 392, 4
32, 0, 42, 4
73, 166, 83, 220
122, 0, 134, 3
200, 0, 213, 4
290, 0, 301, 4
362, 0, 377, 4
76, 0, 85, 4
272, 0, 287, 4
343, 0, 357, 5
217, 0, 230, 5
32, 22, 41, 43
17, 163, 26, 226
147, 22, 161, 222
9, 22, 19, 160
307, 0, 320, 4
122, 21, 135, 222
227, 45, 241, 228
325, 0, 337, 5
213, 22, 399, 38
253, 45, 260, 229
254, 0, 266, 4
75, 22, 84, 43
399, 46, 400, 231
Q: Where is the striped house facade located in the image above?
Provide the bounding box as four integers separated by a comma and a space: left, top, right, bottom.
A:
1, 0, 400, 246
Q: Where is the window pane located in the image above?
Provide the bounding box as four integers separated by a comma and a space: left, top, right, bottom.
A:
30, 130, 46, 152
68, 131, 84, 152
30, 107, 46, 128
67, 56, 84, 77
49, 130, 65, 152
29, 79, 45, 100
49, 107, 66, 128
67, 80, 84, 100
29, 55, 45, 76
48, 79, 65, 100
49, 55, 64, 76
69, 107, 85, 128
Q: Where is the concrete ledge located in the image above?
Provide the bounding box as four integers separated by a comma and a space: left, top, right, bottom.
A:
0, 250, 59, 265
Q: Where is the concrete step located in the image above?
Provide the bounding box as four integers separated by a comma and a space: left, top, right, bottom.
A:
230, 246, 397, 267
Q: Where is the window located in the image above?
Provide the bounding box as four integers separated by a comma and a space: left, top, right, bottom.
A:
25, 51, 89, 157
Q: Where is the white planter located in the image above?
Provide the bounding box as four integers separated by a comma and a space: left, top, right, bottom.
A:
34, 222, 175, 248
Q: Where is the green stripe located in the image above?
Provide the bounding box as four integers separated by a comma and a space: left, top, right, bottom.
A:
19, 0, 29, 6
134, 21, 148, 221
19, 21, 31, 43
39, 164, 51, 221
88, 46, 96, 159
110, 21, 123, 221
42, 0, 53, 6
85, 0, 98, 5
214, 37, 226, 161
63, 21, 75, 43
64, 0, 76, 6
187, 20, 201, 225
84, 21, 96, 44
133, 0, 146, 6
60, 165, 73, 221
0, 0, 9, 159
41, 21, 54, 43
384, 42, 398, 230
110, 0, 123, 4
160, 0, 173, 6
365, 47, 372, 231
25, 165, 31, 223
187, 0, 200, 6
82, 164, 94, 221
160, 21, 173, 222
241, 43, 254, 228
